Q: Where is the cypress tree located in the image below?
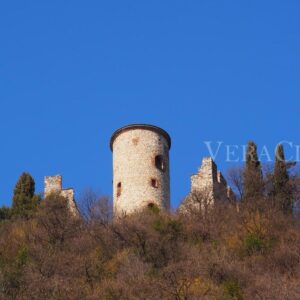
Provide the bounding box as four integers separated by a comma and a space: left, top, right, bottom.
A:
243, 141, 263, 201
12, 172, 40, 218
272, 144, 294, 213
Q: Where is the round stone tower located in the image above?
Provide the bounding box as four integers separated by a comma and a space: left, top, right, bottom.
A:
110, 124, 171, 216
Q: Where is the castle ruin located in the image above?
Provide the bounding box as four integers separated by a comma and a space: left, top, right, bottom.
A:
44, 175, 78, 216
179, 157, 235, 213
41, 124, 235, 218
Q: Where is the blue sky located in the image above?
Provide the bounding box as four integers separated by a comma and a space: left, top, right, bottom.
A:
0, 1, 299, 208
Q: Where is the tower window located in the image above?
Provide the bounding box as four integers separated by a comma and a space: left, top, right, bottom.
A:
155, 155, 166, 172
151, 178, 159, 188
117, 182, 122, 197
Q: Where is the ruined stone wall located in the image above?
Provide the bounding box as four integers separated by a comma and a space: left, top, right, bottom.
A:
215, 170, 229, 202
44, 175, 78, 216
191, 157, 217, 191
111, 126, 170, 217
61, 188, 78, 216
180, 157, 235, 212
44, 175, 62, 197
189, 157, 217, 206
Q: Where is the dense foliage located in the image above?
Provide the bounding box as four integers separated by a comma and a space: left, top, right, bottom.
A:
11, 173, 40, 218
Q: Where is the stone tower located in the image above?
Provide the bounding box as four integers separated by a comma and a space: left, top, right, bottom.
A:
110, 124, 171, 216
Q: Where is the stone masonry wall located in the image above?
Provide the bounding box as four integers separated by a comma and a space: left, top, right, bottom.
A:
61, 188, 78, 216
44, 175, 62, 197
44, 175, 78, 216
180, 157, 235, 212
112, 128, 170, 217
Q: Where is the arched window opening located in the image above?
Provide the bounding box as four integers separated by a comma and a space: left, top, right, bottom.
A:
117, 182, 122, 197
155, 155, 166, 172
148, 202, 155, 208
147, 202, 160, 213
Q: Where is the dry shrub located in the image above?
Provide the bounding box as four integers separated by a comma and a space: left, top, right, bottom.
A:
0, 193, 299, 299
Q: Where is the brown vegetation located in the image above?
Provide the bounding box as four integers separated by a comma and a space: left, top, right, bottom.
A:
0, 188, 300, 299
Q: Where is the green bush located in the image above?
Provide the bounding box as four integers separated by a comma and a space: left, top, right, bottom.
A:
222, 280, 243, 300
147, 203, 160, 214
153, 218, 182, 237
243, 233, 268, 255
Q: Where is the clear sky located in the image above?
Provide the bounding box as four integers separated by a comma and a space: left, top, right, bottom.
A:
1, 1, 299, 208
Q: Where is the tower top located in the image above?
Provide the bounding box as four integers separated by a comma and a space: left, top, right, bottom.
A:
110, 124, 171, 151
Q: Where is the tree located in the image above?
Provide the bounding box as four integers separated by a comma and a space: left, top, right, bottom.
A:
227, 166, 244, 200
12, 172, 40, 218
272, 144, 295, 213
78, 189, 113, 223
243, 141, 263, 202
0, 206, 11, 221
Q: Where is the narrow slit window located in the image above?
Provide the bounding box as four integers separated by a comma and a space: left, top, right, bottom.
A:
151, 178, 159, 188
117, 182, 122, 197
155, 155, 166, 172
